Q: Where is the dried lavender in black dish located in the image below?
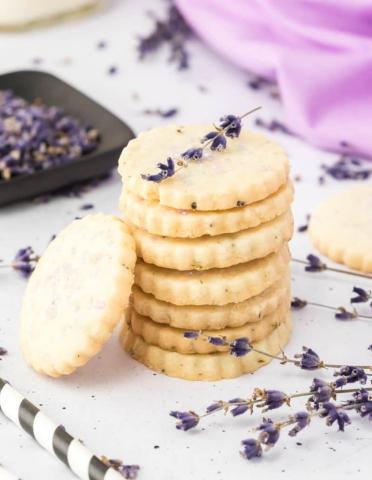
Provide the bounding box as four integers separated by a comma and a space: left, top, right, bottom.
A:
0, 70, 134, 206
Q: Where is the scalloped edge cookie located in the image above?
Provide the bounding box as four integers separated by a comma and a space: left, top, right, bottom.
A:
119, 182, 294, 238
309, 185, 372, 273
118, 125, 289, 211
20, 214, 136, 377
120, 314, 292, 381
127, 303, 288, 354
129, 210, 293, 270
134, 244, 290, 306
131, 269, 290, 329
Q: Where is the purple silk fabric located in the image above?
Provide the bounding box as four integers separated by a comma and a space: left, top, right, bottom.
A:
176, 0, 372, 157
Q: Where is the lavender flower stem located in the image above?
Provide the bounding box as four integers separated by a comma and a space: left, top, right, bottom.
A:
249, 347, 372, 371
305, 301, 372, 320
291, 258, 372, 280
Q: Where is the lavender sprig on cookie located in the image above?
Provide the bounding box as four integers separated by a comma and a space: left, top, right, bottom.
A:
141, 107, 261, 183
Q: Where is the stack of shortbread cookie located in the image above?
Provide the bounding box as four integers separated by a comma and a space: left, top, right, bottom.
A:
118, 125, 294, 381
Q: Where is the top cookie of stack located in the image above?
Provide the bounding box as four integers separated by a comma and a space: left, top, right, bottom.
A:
118, 123, 293, 380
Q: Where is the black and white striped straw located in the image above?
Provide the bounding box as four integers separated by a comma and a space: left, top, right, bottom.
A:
0, 378, 132, 480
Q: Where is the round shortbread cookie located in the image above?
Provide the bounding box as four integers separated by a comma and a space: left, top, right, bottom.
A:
20, 214, 137, 377
120, 314, 292, 381
118, 125, 289, 211
134, 244, 290, 306
119, 182, 294, 238
127, 303, 288, 354
309, 185, 372, 273
131, 269, 290, 329
129, 210, 293, 270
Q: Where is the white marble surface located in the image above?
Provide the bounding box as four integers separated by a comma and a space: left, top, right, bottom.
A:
0, 1, 371, 479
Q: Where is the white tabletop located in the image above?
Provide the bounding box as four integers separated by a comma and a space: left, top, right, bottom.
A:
0, 1, 371, 479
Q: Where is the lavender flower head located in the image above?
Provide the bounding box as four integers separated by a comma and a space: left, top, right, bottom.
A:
350, 287, 371, 304
12, 246, 39, 278
241, 439, 262, 460
335, 307, 358, 321
170, 411, 199, 431
334, 366, 367, 385
305, 254, 327, 272
291, 297, 308, 310
141, 157, 175, 183
319, 402, 351, 431
230, 337, 252, 357
183, 331, 199, 339
288, 411, 310, 437
310, 378, 334, 405
259, 389, 289, 411
218, 115, 242, 138
104, 459, 139, 480
294, 347, 324, 370
257, 418, 280, 448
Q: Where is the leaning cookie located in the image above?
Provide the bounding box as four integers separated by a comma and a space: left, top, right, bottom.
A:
20, 214, 136, 377
121, 315, 292, 381
134, 244, 290, 306
129, 210, 293, 270
131, 269, 290, 329
309, 185, 372, 273
127, 304, 288, 354
119, 182, 294, 238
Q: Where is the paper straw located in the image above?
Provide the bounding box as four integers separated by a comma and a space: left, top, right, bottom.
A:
0, 378, 133, 480
0, 464, 21, 480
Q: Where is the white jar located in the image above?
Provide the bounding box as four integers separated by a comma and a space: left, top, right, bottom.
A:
0, 0, 102, 30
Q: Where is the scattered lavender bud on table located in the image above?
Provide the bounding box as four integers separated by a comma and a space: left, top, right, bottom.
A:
138, 4, 192, 70
304, 254, 327, 272
143, 107, 179, 118
170, 411, 199, 431
335, 307, 358, 321
291, 297, 308, 310
97, 40, 107, 49
0, 347, 7, 357
80, 203, 94, 210
321, 155, 371, 181
12, 246, 39, 278
350, 287, 371, 304
108, 65, 118, 75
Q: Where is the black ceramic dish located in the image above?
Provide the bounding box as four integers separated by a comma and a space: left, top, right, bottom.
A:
0, 70, 134, 206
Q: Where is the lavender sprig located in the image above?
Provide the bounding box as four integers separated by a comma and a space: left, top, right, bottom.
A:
291, 257, 372, 280
290, 298, 372, 321
141, 107, 261, 184
182, 331, 372, 371
170, 384, 372, 430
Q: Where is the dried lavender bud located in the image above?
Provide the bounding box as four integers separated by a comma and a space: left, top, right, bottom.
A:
138, 5, 192, 70
181, 147, 203, 160
141, 157, 175, 183
183, 331, 199, 339
288, 411, 310, 437
321, 155, 371, 181
208, 336, 227, 346
170, 411, 199, 431
241, 438, 262, 460
262, 390, 289, 411
218, 115, 242, 138
104, 459, 139, 480
0, 347, 7, 356
0, 90, 100, 182
80, 203, 94, 210
206, 401, 224, 413
12, 246, 39, 278
108, 66, 118, 75
305, 254, 327, 272
291, 297, 308, 310
97, 40, 107, 49
255, 117, 292, 135
230, 337, 252, 357
230, 404, 249, 417
310, 378, 334, 405
350, 286, 371, 304
319, 402, 350, 431
294, 347, 323, 370
334, 366, 367, 385
257, 418, 280, 448
369, 345, 372, 352
143, 108, 179, 118
297, 224, 308, 232
335, 307, 358, 321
